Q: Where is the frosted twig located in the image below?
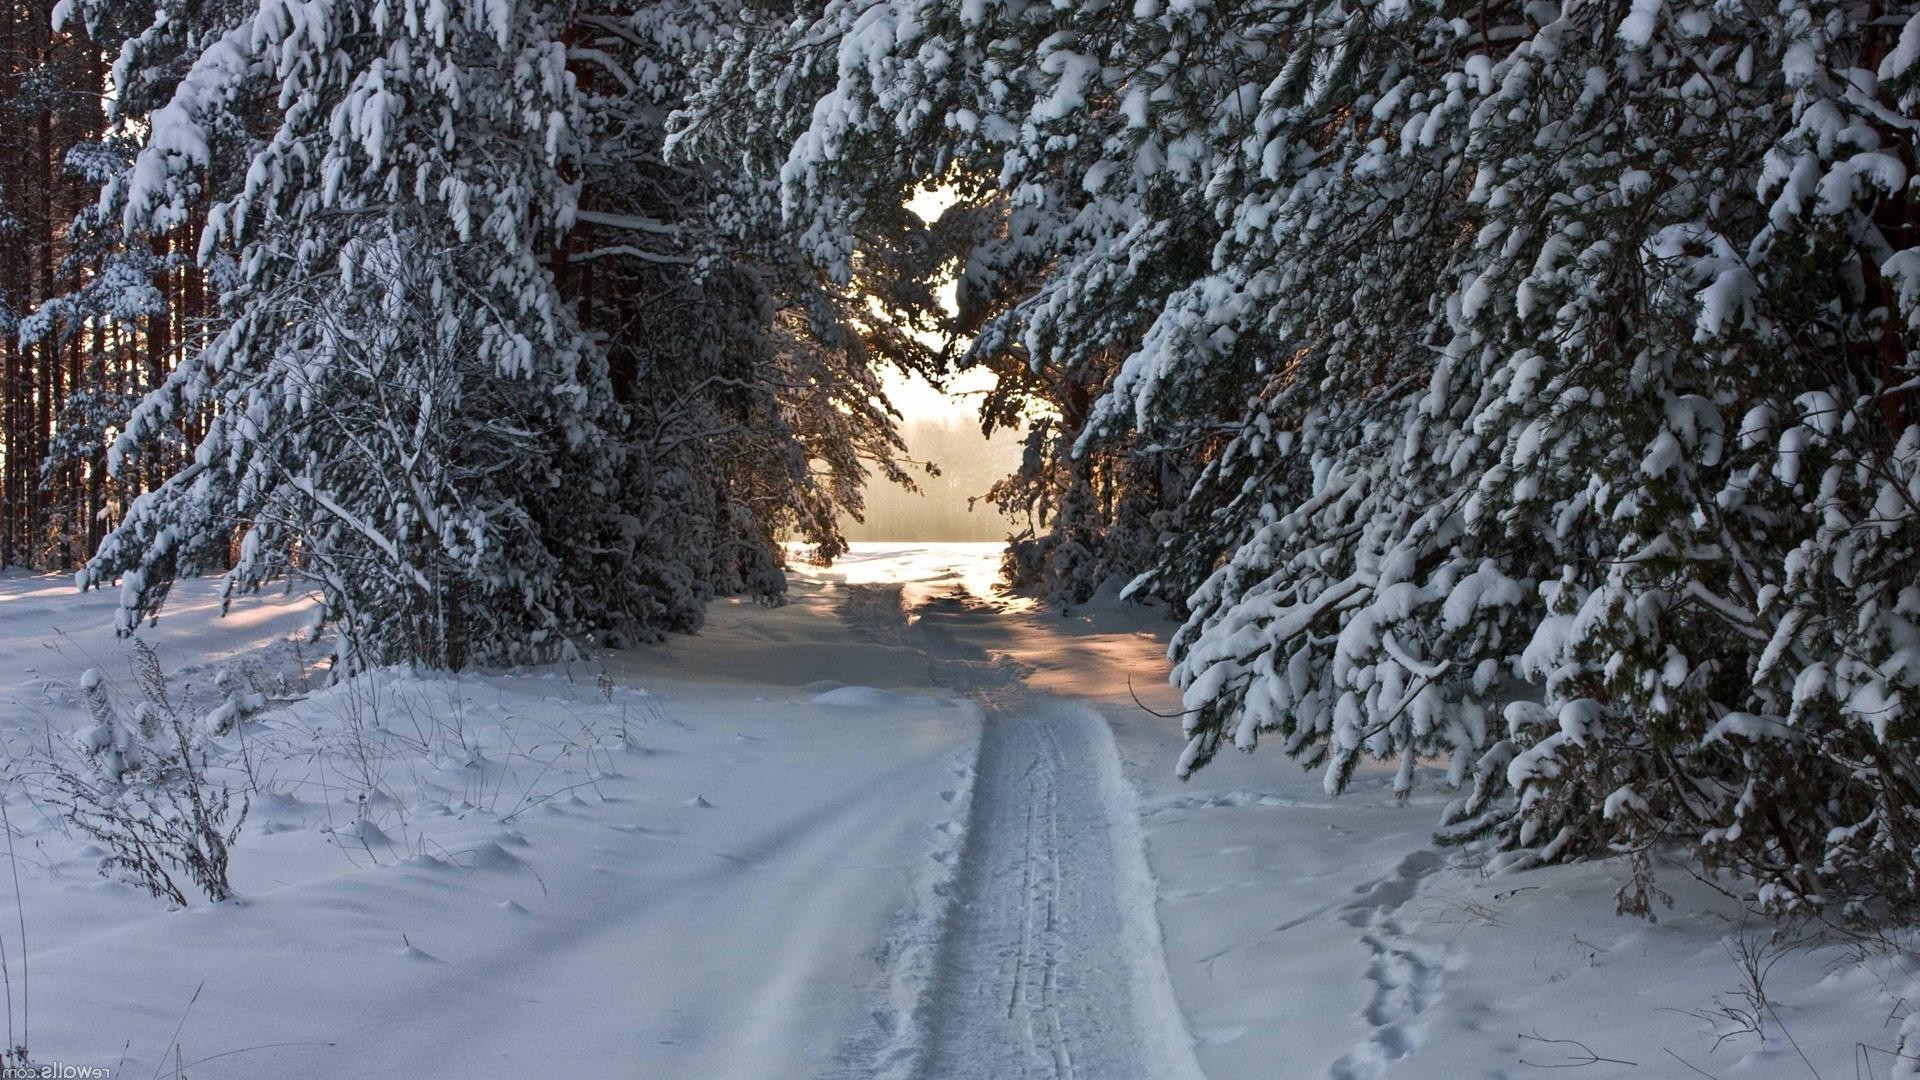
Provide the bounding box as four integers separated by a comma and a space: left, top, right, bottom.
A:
1517, 1030, 1637, 1068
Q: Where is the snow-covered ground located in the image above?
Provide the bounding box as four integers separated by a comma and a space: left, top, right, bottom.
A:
0, 545, 1912, 1078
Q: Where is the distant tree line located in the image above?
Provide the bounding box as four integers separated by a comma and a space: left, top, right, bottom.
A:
0, 0, 195, 570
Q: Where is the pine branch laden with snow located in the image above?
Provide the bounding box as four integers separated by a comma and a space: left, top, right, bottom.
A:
59, 0, 931, 668
673, 0, 1212, 606
685, 0, 1920, 921
66, 0, 617, 670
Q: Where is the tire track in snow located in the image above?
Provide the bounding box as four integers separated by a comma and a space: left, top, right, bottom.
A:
924, 694, 1142, 1079
842, 585, 1207, 1080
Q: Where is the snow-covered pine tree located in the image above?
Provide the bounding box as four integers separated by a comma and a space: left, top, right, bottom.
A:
673, 0, 1209, 608
58, 0, 929, 670
67, 0, 633, 670
687, 0, 1920, 920
554, 0, 938, 630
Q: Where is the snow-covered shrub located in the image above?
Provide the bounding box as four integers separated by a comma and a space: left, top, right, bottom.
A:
68, 642, 203, 785
51, 740, 248, 907
47, 666, 247, 906
201, 667, 266, 738
73, 668, 142, 783
684, 0, 1920, 918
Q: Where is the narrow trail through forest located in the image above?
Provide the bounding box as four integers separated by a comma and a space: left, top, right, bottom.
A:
841, 584, 1206, 1080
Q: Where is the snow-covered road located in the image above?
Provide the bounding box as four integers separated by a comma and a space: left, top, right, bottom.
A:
921, 697, 1149, 1079
919, 693, 1205, 1080
849, 586, 1204, 1080
0, 546, 1207, 1079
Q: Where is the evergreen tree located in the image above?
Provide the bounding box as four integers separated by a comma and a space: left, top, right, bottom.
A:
674, 0, 1206, 605
65, 0, 924, 669
683, 0, 1920, 922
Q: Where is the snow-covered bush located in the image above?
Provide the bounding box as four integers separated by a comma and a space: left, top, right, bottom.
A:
684, 0, 1920, 918
46, 663, 247, 906
73, 668, 143, 783
63, 645, 231, 786
201, 667, 266, 738
52, 742, 248, 907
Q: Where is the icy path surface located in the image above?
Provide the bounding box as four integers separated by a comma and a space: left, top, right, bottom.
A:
921, 697, 1147, 1079
842, 584, 1204, 1080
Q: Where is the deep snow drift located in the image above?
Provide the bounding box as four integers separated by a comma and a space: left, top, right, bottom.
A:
0, 545, 1913, 1078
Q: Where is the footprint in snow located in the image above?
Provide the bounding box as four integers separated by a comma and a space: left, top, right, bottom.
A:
1328, 850, 1452, 1079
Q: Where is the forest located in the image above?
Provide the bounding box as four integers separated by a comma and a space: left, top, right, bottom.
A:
1, 0, 1919, 1072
